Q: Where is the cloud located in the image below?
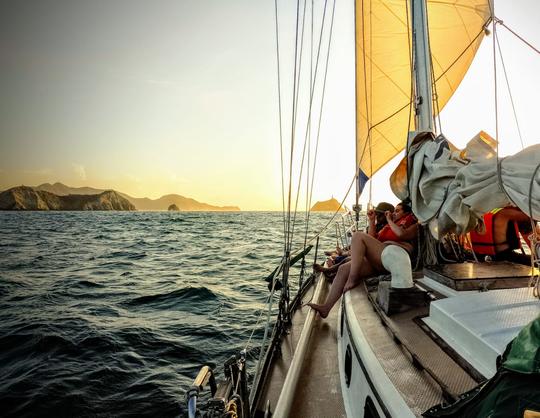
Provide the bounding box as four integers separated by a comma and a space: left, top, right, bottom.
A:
72, 163, 86, 180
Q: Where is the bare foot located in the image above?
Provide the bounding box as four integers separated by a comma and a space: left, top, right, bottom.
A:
313, 263, 328, 273
307, 302, 330, 319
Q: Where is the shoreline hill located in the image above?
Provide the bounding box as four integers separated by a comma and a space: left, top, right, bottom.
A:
310, 197, 346, 212
0, 186, 135, 211
33, 182, 240, 211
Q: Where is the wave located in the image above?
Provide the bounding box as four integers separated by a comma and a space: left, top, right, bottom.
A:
72, 280, 105, 289
98, 250, 147, 260
124, 286, 218, 309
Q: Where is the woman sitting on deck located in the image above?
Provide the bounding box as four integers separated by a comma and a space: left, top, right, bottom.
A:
308, 201, 418, 318
314, 201, 395, 277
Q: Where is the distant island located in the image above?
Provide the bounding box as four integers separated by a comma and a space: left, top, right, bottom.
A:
0, 182, 240, 211
310, 198, 346, 212
168, 204, 179, 211
0, 186, 135, 211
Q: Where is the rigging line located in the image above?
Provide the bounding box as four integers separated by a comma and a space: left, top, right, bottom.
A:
360, 0, 373, 206
306, 0, 336, 231
368, 0, 373, 207
300, 172, 357, 252
287, 0, 331, 252
251, 267, 280, 390
495, 30, 525, 150
274, 0, 287, 248
423, 0, 442, 135
289, 0, 327, 250
356, 20, 489, 166
492, 11, 500, 160
495, 18, 540, 56
286, 0, 302, 256
286, 0, 309, 254
436, 22, 490, 80
291, 0, 309, 166
303, 0, 315, 251
405, 0, 414, 200
307, 0, 336, 214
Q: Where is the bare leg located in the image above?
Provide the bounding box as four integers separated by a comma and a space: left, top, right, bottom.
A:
345, 232, 386, 291
308, 262, 351, 318
307, 254, 377, 319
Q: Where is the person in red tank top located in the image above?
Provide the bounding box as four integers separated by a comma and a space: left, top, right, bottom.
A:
308, 201, 418, 319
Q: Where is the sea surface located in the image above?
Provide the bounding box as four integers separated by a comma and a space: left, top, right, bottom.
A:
0, 211, 340, 417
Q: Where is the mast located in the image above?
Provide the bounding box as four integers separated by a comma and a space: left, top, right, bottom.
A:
353, 0, 361, 223
411, 0, 434, 133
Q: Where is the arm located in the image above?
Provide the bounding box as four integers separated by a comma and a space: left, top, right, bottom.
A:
385, 211, 418, 241
367, 209, 377, 237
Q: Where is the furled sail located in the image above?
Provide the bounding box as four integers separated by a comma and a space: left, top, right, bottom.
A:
406, 132, 540, 235
355, 0, 491, 189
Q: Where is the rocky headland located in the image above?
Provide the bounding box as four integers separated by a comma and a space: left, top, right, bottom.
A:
0, 186, 135, 211
33, 182, 240, 211
310, 197, 345, 212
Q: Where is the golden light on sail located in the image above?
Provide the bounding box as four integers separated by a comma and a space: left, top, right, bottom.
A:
355, 0, 492, 180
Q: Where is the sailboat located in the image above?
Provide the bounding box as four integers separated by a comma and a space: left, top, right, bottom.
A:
185, 0, 540, 417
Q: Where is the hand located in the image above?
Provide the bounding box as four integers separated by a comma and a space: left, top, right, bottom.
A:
385, 210, 393, 222
367, 209, 376, 222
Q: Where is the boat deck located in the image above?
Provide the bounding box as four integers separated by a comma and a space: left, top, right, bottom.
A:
347, 285, 467, 417
255, 276, 346, 417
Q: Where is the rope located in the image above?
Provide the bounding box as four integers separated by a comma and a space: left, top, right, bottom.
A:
273, 0, 287, 246
495, 17, 540, 56
287, 0, 310, 254
288, 0, 334, 253
302, 0, 315, 267
423, 0, 442, 135
285, 0, 302, 257
225, 398, 239, 418
303, 172, 357, 249
490, 12, 500, 160
251, 257, 283, 386
306, 0, 336, 232
495, 31, 525, 149
360, 0, 373, 207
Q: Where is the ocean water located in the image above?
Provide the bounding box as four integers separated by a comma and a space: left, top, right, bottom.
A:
0, 211, 339, 417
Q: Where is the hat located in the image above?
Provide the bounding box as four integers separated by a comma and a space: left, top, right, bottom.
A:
374, 202, 395, 213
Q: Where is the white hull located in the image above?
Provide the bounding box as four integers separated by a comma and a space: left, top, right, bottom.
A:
338, 293, 416, 418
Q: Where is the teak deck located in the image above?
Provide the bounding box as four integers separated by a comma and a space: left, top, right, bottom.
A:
424, 261, 533, 290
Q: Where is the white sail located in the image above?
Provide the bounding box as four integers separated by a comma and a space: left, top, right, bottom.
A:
355, 0, 492, 186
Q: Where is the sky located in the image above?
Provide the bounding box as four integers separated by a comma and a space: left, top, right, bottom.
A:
1, 0, 539, 211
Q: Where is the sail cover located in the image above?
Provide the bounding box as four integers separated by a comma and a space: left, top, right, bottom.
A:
355, 0, 491, 186
407, 132, 540, 235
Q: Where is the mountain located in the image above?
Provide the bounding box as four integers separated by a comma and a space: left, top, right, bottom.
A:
35, 182, 104, 196
310, 198, 346, 212
0, 186, 135, 211
34, 182, 240, 211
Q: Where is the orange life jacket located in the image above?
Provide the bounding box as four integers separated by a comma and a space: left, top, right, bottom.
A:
470, 208, 521, 256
